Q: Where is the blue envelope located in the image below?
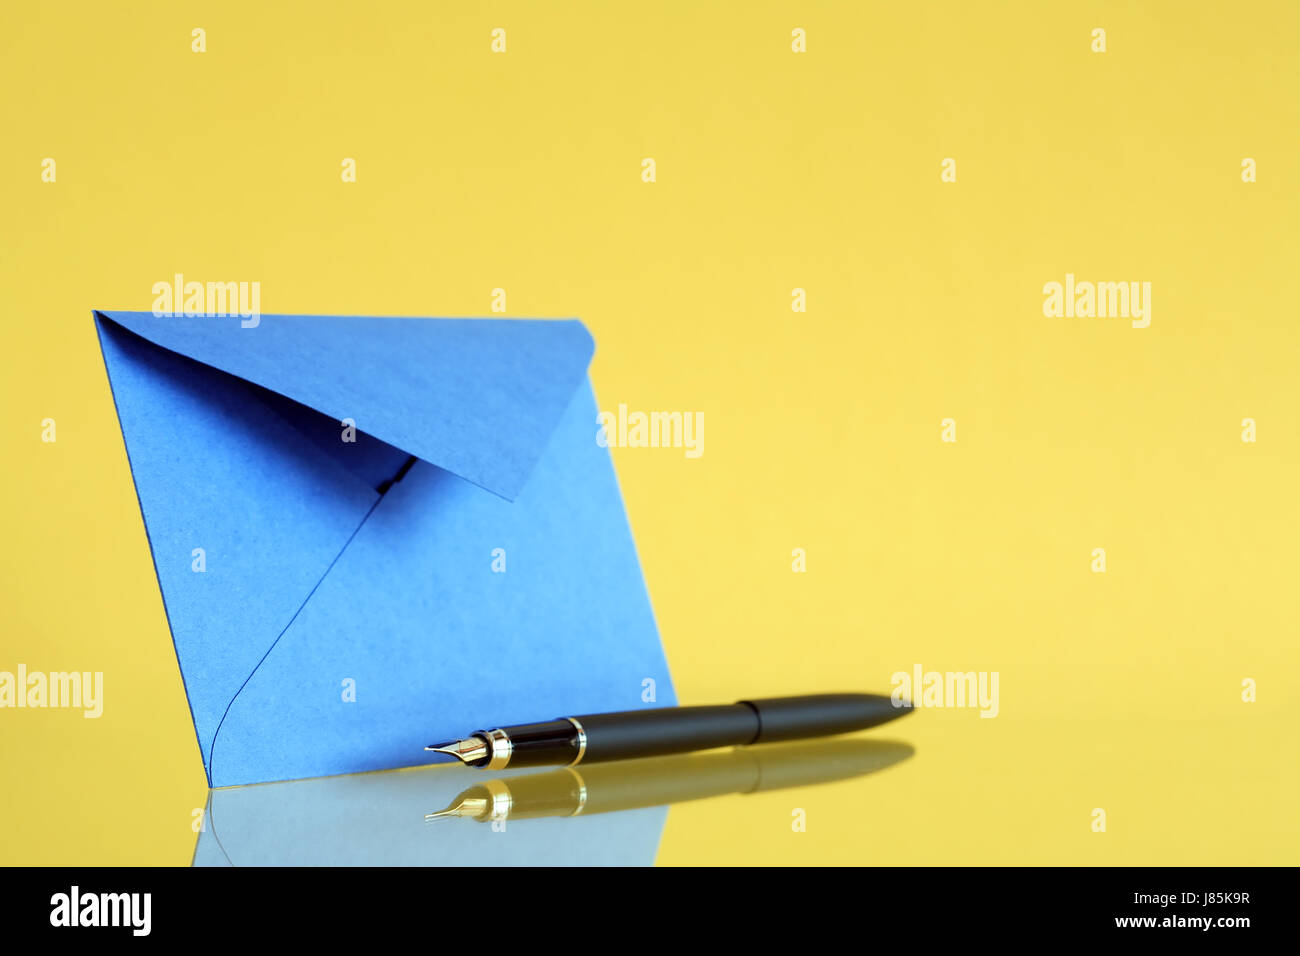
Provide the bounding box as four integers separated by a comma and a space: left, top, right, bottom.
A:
93, 310, 676, 787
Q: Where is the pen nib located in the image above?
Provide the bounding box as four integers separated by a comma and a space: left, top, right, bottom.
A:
425, 736, 491, 765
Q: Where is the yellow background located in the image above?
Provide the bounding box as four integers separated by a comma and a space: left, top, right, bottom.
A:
2, 1, 1296, 865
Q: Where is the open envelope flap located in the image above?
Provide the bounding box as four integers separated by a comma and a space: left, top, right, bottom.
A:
94, 310, 596, 501
95, 316, 386, 781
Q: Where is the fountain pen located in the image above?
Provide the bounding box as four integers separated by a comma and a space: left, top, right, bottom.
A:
426, 738, 914, 822
425, 692, 909, 770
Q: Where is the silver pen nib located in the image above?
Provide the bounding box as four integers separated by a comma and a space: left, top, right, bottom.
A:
425, 736, 491, 765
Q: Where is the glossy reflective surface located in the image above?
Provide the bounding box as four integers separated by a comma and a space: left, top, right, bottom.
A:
194, 738, 913, 865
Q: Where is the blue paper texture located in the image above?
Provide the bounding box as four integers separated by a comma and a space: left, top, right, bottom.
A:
192, 765, 666, 866
94, 310, 676, 787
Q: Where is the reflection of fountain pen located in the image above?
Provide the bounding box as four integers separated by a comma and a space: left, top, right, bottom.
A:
427, 738, 913, 822
425, 693, 909, 771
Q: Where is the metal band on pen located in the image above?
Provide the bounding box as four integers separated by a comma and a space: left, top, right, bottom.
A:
476, 728, 513, 770
564, 716, 588, 766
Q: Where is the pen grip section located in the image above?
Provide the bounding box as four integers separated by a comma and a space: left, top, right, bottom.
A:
573, 705, 760, 764
498, 719, 583, 769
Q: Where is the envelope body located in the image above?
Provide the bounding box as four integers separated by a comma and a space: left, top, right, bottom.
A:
94, 310, 675, 787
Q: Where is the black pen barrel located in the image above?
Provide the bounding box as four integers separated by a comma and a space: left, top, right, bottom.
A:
573, 694, 904, 763
739, 693, 905, 743
485, 693, 909, 770
573, 705, 759, 764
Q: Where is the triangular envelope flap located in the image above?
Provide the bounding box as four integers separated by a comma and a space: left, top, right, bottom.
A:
95, 310, 596, 501
94, 318, 383, 782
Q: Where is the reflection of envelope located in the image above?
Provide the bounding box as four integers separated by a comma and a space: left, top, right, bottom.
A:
94, 310, 675, 788
192, 765, 666, 866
